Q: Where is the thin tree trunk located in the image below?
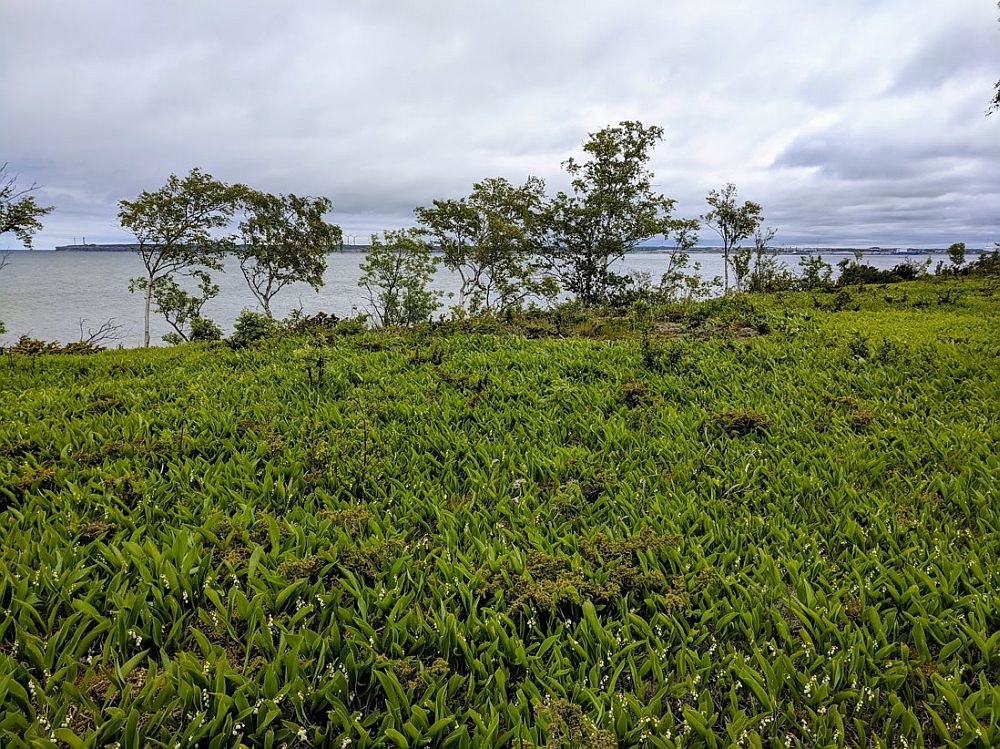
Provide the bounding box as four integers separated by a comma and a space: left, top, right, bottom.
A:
144, 282, 152, 347
724, 247, 730, 293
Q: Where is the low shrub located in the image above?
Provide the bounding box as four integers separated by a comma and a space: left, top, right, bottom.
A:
229, 310, 278, 348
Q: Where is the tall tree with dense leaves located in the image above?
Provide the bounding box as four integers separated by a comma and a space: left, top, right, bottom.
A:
235, 189, 341, 317
358, 229, 441, 327
119, 168, 235, 346
541, 121, 676, 306
415, 176, 554, 314
1, 163, 53, 250
703, 183, 764, 293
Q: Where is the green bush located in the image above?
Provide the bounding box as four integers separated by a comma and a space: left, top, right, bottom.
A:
189, 315, 222, 342
230, 309, 278, 348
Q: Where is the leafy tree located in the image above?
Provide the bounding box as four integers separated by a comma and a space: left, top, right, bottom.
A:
703, 183, 764, 293
358, 229, 441, 327
153, 271, 219, 345
415, 176, 554, 314
797, 255, 834, 290
234, 189, 341, 317
541, 121, 676, 305
119, 168, 235, 346
947, 241, 966, 269
1, 163, 53, 249
731, 246, 753, 292
734, 227, 789, 292
657, 218, 720, 301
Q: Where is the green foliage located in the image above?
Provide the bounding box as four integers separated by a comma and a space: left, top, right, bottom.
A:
703, 183, 764, 293
714, 407, 770, 436
542, 121, 677, 305
0, 253, 5, 336
947, 242, 966, 269
358, 229, 442, 327
738, 227, 794, 293
230, 309, 278, 348
134, 270, 220, 345
657, 249, 721, 302
963, 248, 1000, 277
797, 254, 835, 290
837, 258, 930, 286
656, 221, 721, 303
234, 189, 341, 317
0, 164, 53, 249
2, 276, 999, 746
9, 335, 103, 355
189, 315, 222, 342
119, 168, 235, 346
415, 177, 555, 314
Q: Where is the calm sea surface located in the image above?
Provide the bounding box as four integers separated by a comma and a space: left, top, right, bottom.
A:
0, 250, 939, 347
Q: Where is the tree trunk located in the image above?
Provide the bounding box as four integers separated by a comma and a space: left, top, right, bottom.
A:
723, 247, 730, 293
144, 282, 152, 347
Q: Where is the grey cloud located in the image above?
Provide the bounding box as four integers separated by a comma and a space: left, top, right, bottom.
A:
0, 0, 997, 249
890, 16, 999, 95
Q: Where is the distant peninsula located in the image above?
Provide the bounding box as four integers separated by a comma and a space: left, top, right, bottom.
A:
53, 243, 374, 252
55, 243, 140, 252
53, 242, 955, 254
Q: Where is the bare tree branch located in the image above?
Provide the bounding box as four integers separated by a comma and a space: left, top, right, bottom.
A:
78, 317, 125, 347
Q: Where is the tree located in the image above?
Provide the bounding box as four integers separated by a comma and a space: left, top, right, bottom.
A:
657, 218, 720, 302
736, 227, 788, 293
234, 189, 341, 317
358, 229, 441, 327
1, 163, 53, 249
948, 241, 966, 269
703, 183, 764, 293
541, 121, 676, 305
797, 255, 834, 290
149, 271, 219, 344
415, 176, 554, 314
119, 168, 235, 346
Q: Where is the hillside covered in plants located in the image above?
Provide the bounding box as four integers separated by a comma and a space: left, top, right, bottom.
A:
2, 275, 998, 747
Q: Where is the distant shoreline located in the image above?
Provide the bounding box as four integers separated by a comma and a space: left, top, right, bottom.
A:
25, 244, 981, 255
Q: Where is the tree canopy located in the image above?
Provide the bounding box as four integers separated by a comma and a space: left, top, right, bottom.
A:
234, 189, 341, 317
358, 229, 441, 327
415, 176, 553, 314
119, 168, 235, 346
703, 183, 764, 293
542, 121, 677, 306
1, 163, 53, 250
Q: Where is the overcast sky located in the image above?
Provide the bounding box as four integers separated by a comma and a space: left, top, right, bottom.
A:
1, 0, 997, 249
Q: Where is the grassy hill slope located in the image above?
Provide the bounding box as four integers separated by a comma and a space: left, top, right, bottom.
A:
1, 277, 998, 747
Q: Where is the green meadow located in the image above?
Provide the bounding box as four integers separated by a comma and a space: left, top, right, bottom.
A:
2, 276, 998, 748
